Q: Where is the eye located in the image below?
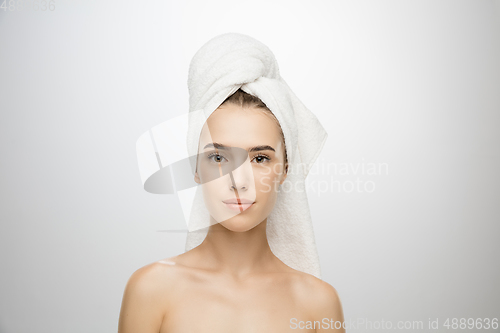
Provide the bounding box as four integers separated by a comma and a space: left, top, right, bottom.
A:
252, 154, 271, 164
207, 153, 228, 163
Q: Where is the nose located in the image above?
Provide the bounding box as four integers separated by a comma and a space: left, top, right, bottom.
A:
231, 184, 246, 191
228, 160, 251, 191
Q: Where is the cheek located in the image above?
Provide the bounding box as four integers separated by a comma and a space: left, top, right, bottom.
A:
254, 165, 281, 196
200, 176, 226, 201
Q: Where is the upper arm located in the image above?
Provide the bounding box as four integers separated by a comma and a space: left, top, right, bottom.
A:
311, 281, 345, 332
118, 264, 166, 333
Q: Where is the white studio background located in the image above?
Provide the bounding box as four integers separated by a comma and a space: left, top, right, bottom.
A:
0, 1, 499, 332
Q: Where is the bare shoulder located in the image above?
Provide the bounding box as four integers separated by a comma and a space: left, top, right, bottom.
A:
118, 258, 183, 333
288, 271, 345, 327
289, 271, 341, 305
126, 259, 178, 292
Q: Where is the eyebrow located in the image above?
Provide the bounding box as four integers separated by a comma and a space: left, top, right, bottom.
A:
203, 142, 276, 153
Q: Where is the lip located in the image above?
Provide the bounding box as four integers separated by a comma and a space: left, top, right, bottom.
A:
222, 199, 255, 212
222, 198, 255, 204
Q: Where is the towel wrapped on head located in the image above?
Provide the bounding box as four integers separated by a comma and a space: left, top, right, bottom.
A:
185, 32, 328, 279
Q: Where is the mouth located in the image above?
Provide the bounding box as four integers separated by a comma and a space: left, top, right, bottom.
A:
222, 199, 255, 212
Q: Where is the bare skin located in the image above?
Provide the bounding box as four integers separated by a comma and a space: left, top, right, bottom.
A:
118, 104, 345, 332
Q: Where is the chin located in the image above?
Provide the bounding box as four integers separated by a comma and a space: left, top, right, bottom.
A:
219, 217, 262, 232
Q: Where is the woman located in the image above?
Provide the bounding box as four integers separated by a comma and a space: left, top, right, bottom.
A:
118, 33, 345, 332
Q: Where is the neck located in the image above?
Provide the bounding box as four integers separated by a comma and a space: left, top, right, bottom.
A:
197, 218, 276, 278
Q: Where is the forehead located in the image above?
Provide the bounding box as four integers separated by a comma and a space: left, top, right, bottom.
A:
199, 104, 282, 149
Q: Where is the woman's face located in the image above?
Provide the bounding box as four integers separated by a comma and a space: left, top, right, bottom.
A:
194, 103, 287, 232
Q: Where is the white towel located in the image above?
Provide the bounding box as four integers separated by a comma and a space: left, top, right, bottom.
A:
184, 33, 328, 279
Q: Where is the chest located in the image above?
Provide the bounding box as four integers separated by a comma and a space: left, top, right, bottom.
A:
160, 280, 315, 333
